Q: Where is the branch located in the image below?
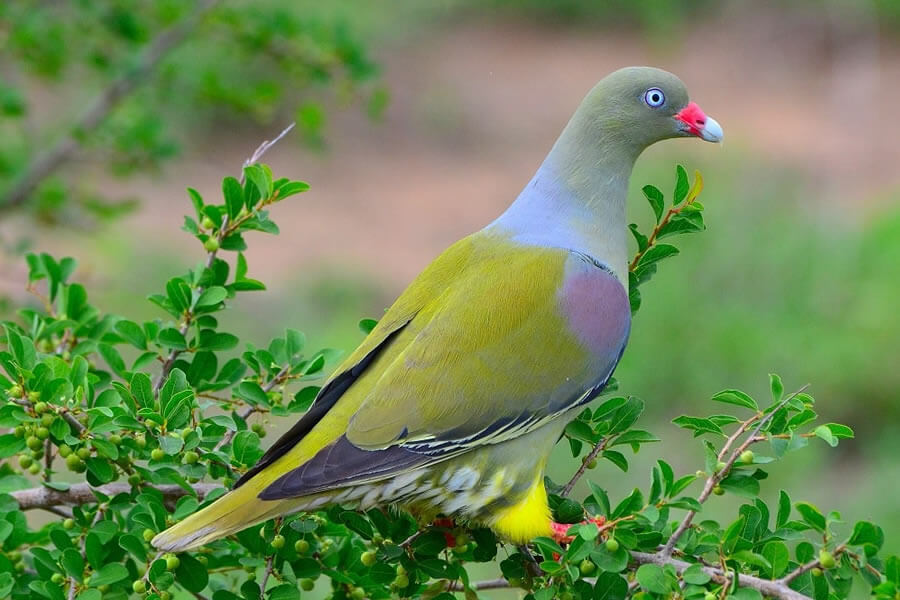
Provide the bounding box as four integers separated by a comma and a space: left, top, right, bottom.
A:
630, 551, 812, 600
153, 122, 295, 395
12, 482, 221, 511
0, 0, 222, 213
561, 435, 610, 497
446, 578, 513, 592
214, 363, 291, 451
660, 385, 810, 558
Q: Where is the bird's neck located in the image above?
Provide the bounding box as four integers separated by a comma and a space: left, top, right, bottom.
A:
491, 125, 640, 286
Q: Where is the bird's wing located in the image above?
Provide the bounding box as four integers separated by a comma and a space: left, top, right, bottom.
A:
257, 232, 631, 499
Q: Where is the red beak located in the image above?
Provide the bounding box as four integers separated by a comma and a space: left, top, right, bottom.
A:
675, 102, 723, 142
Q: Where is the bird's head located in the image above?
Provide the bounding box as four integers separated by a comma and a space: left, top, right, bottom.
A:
578, 66, 723, 151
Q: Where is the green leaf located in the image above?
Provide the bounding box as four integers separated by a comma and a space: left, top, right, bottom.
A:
848, 521, 884, 549
197, 330, 238, 351
594, 572, 628, 600
174, 553, 209, 593
731, 550, 772, 571
674, 164, 690, 204
232, 430, 262, 465
158, 328, 187, 350
682, 564, 710, 585
90, 563, 129, 586
813, 425, 837, 447
195, 286, 227, 309
131, 372, 154, 408
115, 320, 147, 349
223, 176, 244, 219
0, 434, 25, 458
795, 502, 826, 532
642, 185, 665, 222
769, 373, 784, 402
637, 244, 679, 268
97, 343, 127, 377
267, 585, 300, 600
237, 381, 268, 405
760, 541, 790, 578
165, 278, 191, 313
711, 389, 759, 411
719, 473, 760, 498
61, 547, 85, 579
636, 564, 671, 594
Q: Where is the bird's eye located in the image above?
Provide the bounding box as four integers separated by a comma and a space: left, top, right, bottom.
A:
644, 88, 665, 108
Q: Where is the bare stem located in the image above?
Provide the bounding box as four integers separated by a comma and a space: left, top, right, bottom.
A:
560, 436, 610, 497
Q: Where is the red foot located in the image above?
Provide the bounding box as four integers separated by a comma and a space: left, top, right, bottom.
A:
550, 516, 606, 544
433, 518, 457, 547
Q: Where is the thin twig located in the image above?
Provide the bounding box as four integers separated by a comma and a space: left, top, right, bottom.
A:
1, 0, 222, 212
780, 545, 845, 585
214, 363, 291, 452
561, 436, 610, 497
446, 578, 512, 591
259, 556, 274, 599
660, 385, 810, 558
240, 123, 296, 183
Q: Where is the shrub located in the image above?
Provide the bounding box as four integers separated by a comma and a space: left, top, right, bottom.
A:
1, 156, 896, 600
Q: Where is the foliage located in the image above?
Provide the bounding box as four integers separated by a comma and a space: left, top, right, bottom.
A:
0, 163, 896, 600
0, 1, 383, 223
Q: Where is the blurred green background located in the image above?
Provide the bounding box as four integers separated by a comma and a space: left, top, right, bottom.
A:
2, 0, 899, 581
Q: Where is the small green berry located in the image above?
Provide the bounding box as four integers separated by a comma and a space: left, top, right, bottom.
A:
14, 560, 25, 573
294, 539, 310, 554
705, 593, 716, 600
271, 534, 285, 549
393, 573, 409, 588
696, 470, 706, 478
200, 217, 215, 230
360, 550, 377, 567
65, 453, 82, 470
41, 414, 54, 426
560, 593, 574, 600
158, 592, 170, 600
135, 435, 147, 448
579, 559, 596, 575
811, 567, 823, 577
18, 455, 33, 469
180, 427, 193, 439
585, 457, 598, 469
132, 580, 147, 594
143, 528, 155, 542
8, 551, 21, 561
396, 564, 407, 576
128, 473, 142, 486
28, 463, 40, 475
51, 573, 65, 584
36, 426, 50, 440
203, 238, 219, 252
452, 543, 468, 554
713, 485, 725, 496
151, 448, 165, 461
350, 587, 365, 600
183, 451, 199, 464
740, 450, 754, 464
716, 460, 727, 471
33, 400, 47, 413
13, 426, 24, 438
372, 533, 384, 545
165, 554, 180, 570
300, 579, 315, 591
819, 550, 836, 569
77, 447, 91, 460
8, 384, 23, 398
605, 538, 620, 552
109, 434, 122, 445
29, 391, 41, 402
145, 419, 158, 429
63, 518, 75, 530
26, 436, 43, 450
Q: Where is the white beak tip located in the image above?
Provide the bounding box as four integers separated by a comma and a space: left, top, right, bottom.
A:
700, 116, 724, 143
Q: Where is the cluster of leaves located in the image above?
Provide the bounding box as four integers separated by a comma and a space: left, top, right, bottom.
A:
0, 0, 385, 223
0, 164, 896, 600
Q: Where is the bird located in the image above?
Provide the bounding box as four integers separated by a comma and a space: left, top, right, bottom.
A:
153, 66, 723, 552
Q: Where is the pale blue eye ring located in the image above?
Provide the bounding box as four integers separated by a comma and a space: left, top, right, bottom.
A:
644, 88, 665, 108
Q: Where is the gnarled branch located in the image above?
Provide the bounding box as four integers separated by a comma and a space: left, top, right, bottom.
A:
12, 482, 221, 511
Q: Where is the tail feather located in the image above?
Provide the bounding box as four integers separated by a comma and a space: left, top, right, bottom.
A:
152, 481, 298, 552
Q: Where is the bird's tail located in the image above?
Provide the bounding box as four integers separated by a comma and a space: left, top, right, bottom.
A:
151, 476, 304, 552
